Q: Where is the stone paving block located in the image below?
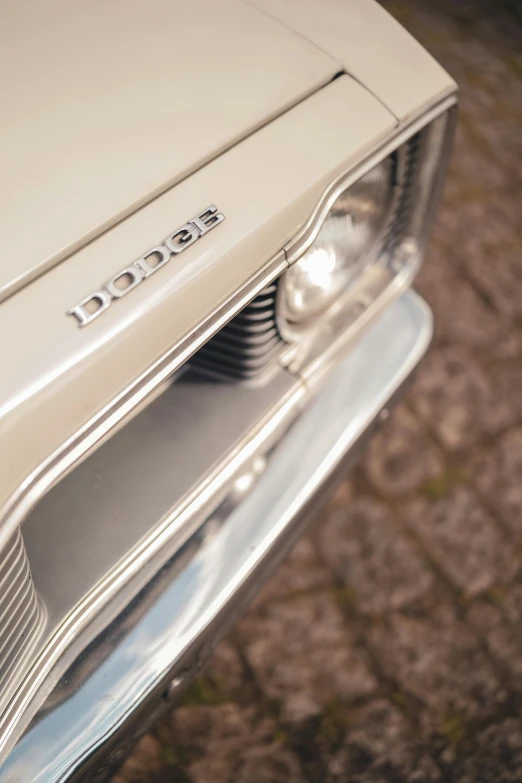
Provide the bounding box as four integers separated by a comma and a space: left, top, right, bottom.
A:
457, 34, 522, 106
459, 81, 522, 160
326, 700, 442, 783
382, 0, 462, 50
328, 476, 357, 508
250, 535, 333, 609
465, 244, 522, 322
415, 253, 519, 358
501, 583, 522, 628
465, 102, 522, 172
466, 599, 522, 692
470, 429, 522, 541
170, 704, 306, 783
491, 361, 522, 424
456, 78, 499, 127
111, 734, 167, 783
436, 195, 518, 286
238, 593, 377, 724
319, 496, 434, 615
232, 745, 306, 783
366, 602, 506, 733
409, 346, 514, 451
204, 640, 246, 699
362, 405, 443, 498
456, 719, 522, 783
404, 487, 519, 597
450, 123, 514, 197
488, 188, 522, 239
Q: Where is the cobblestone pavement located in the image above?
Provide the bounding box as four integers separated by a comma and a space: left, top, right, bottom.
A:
113, 2, 522, 781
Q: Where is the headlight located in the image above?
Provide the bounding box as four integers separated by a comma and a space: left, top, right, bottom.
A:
278, 156, 394, 328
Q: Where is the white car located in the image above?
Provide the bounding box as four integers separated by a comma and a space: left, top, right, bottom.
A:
0, 0, 456, 778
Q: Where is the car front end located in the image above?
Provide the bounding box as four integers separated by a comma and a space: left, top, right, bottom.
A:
0, 0, 456, 778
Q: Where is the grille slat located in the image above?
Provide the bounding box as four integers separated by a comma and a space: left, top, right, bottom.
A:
231, 308, 277, 324
202, 334, 281, 357
0, 601, 40, 687
196, 339, 283, 369
0, 554, 32, 623
381, 134, 420, 256
0, 530, 42, 694
0, 580, 37, 659
221, 319, 278, 337
191, 280, 287, 381
208, 328, 279, 349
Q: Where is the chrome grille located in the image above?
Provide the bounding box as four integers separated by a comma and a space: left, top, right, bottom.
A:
191, 137, 420, 383
0, 530, 41, 693
381, 134, 420, 256
191, 282, 287, 381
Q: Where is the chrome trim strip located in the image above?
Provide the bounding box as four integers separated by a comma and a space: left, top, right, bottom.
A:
0, 251, 288, 552
0, 254, 288, 758
0, 380, 305, 762
0, 290, 433, 783
0, 90, 456, 555
275, 141, 409, 345
285, 92, 457, 264
0, 89, 456, 760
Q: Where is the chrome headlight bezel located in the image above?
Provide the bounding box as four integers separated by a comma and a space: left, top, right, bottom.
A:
276, 149, 402, 342
276, 105, 456, 367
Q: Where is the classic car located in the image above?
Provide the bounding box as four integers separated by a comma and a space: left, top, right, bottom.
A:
0, 0, 456, 778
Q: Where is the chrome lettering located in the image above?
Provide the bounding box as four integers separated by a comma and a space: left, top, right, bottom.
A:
67, 206, 225, 327
67, 290, 112, 327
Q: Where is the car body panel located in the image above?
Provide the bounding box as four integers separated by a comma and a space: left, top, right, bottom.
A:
246, 0, 456, 120
0, 0, 458, 773
0, 0, 339, 302
0, 76, 396, 551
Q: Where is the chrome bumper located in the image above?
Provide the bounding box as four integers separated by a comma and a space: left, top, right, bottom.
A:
1, 290, 432, 782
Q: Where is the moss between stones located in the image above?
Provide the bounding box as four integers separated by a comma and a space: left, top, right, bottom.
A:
317, 698, 354, 754
153, 722, 197, 773
332, 586, 358, 615
420, 464, 468, 501
485, 585, 507, 606
439, 709, 474, 754
180, 673, 228, 707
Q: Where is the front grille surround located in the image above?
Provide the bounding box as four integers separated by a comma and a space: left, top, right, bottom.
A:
0, 101, 457, 763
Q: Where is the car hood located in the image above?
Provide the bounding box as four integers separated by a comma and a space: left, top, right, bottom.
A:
0, 0, 338, 302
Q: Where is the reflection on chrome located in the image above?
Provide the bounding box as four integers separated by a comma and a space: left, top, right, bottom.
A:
1, 291, 432, 782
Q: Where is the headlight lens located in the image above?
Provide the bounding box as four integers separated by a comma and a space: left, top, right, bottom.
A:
280, 156, 394, 325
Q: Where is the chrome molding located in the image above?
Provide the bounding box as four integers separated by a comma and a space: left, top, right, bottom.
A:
0, 253, 288, 760
0, 379, 305, 762
278, 95, 456, 377
285, 91, 457, 264
0, 90, 457, 555
275, 141, 408, 346
0, 87, 456, 762
0, 251, 288, 554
